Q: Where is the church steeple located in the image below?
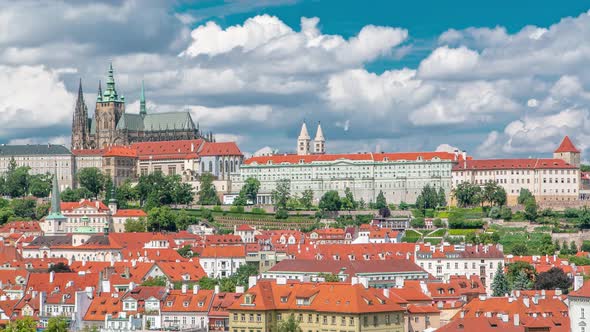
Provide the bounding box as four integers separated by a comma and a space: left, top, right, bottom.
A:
71, 79, 89, 150
97, 80, 103, 102
297, 121, 311, 156
140, 80, 147, 115
102, 62, 121, 102
50, 172, 62, 216
313, 121, 325, 154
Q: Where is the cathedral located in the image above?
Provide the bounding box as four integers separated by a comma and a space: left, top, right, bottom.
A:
72, 63, 211, 149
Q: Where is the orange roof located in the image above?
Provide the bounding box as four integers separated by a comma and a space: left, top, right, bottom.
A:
198, 142, 242, 156
161, 289, 214, 312
570, 280, 590, 298
103, 145, 137, 158
156, 261, 206, 282
245, 151, 460, 165
554, 135, 580, 153
236, 224, 255, 231
60, 200, 110, 212
209, 292, 242, 317
26, 272, 99, 294
72, 149, 105, 156
84, 293, 125, 321
113, 209, 147, 217
201, 246, 245, 258
407, 304, 440, 314
453, 158, 577, 171
0, 221, 41, 234
131, 139, 204, 161
228, 280, 405, 314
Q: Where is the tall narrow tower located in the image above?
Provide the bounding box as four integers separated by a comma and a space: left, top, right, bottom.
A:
45, 172, 67, 236
71, 79, 89, 150
297, 122, 311, 156
140, 80, 147, 116
95, 62, 126, 148
313, 122, 325, 154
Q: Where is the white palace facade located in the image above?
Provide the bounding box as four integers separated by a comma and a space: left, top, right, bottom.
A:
231, 122, 460, 204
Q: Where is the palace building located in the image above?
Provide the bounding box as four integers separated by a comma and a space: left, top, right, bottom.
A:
71, 63, 212, 150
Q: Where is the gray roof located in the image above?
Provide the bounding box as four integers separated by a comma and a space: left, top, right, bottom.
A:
0, 144, 71, 156
116, 112, 196, 132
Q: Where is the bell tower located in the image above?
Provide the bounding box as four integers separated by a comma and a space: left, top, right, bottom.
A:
297, 122, 311, 156
95, 63, 125, 148
554, 136, 581, 167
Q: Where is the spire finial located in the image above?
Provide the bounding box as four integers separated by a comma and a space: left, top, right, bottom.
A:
97, 80, 103, 102
50, 170, 61, 215
140, 80, 146, 115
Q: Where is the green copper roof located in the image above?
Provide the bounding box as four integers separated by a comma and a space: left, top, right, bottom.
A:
46, 172, 66, 221
74, 225, 96, 234
101, 63, 123, 103
115, 112, 196, 132
140, 81, 147, 115
0, 144, 71, 156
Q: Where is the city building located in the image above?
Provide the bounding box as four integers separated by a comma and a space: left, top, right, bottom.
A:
71, 64, 212, 150
233, 124, 459, 204
228, 279, 406, 332
452, 136, 581, 205
568, 275, 589, 332
0, 144, 74, 190
415, 244, 504, 291
199, 246, 246, 278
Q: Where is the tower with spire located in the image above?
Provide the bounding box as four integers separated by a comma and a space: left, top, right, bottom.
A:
313, 122, 325, 154
71, 79, 89, 150
140, 80, 147, 116
297, 121, 311, 156
94, 62, 126, 148
45, 172, 67, 236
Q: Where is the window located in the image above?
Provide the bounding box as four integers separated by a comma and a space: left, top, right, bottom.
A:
582, 308, 586, 319
363, 316, 368, 327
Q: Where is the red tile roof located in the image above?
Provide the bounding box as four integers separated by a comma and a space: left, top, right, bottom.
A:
72, 149, 105, 156
201, 246, 246, 258
103, 146, 137, 158
235, 224, 255, 231
245, 151, 460, 165
453, 158, 577, 171
161, 289, 214, 312
61, 200, 110, 212
570, 280, 590, 297
113, 209, 147, 218
131, 139, 204, 161
228, 280, 405, 313
198, 142, 242, 156
268, 259, 426, 277
0, 221, 41, 234
554, 135, 580, 153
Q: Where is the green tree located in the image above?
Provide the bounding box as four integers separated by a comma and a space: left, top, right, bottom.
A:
28, 173, 52, 198
452, 182, 482, 207
0, 207, 16, 224
177, 245, 195, 258
232, 193, 248, 207
398, 201, 409, 210
579, 207, 590, 229
491, 265, 510, 296
317, 273, 340, 282
35, 202, 50, 220
6, 166, 31, 197
77, 167, 105, 198
437, 187, 447, 207
506, 261, 537, 286
275, 209, 289, 219
411, 217, 425, 228
511, 243, 528, 256
300, 189, 314, 210
344, 187, 356, 210
116, 180, 138, 208
46, 316, 68, 332
175, 209, 193, 230
271, 179, 291, 210
147, 206, 177, 232
198, 277, 218, 290
240, 177, 261, 203
10, 198, 36, 219
375, 191, 387, 210
524, 198, 538, 221
141, 276, 167, 287
500, 206, 512, 220
534, 267, 572, 292
124, 217, 147, 232
278, 314, 303, 332
512, 270, 533, 290
570, 241, 578, 254
219, 277, 237, 292
4, 317, 37, 332
197, 173, 220, 205
518, 188, 534, 205
232, 264, 259, 288
48, 262, 71, 273
319, 191, 342, 212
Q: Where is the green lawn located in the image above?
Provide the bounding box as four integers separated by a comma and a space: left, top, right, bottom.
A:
448, 229, 477, 236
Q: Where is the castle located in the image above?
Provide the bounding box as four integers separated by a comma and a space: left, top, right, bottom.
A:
72, 63, 211, 149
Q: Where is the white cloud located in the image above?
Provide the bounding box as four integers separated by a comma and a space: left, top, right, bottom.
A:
417, 46, 479, 79
436, 144, 462, 153
0, 65, 73, 128
8, 135, 70, 146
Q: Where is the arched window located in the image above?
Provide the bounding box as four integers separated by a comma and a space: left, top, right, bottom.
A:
208, 161, 213, 172
225, 160, 229, 172
219, 160, 223, 172
231, 160, 235, 173
201, 162, 205, 172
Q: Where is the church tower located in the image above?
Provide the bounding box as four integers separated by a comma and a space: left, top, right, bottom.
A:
297, 122, 311, 156
313, 122, 325, 154
71, 79, 89, 150
140, 80, 147, 116
94, 63, 125, 148
554, 136, 581, 167
45, 172, 67, 236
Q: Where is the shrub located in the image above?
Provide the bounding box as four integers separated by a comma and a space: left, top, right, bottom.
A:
564, 208, 580, 218
229, 205, 245, 213
212, 206, 223, 212
251, 207, 266, 214
275, 209, 289, 219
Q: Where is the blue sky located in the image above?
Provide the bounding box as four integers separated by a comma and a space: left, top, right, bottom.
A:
1, 0, 590, 159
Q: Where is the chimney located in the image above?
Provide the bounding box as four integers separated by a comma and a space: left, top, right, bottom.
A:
131, 260, 137, 268
501, 314, 509, 323
460, 311, 465, 318
462, 151, 467, 167
383, 288, 390, 298
523, 296, 530, 308
555, 288, 562, 296
182, 284, 188, 294
96, 201, 99, 208
513, 314, 519, 326
248, 276, 257, 289
235, 286, 245, 294
276, 277, 287, 285
478, 294, 486, 301
49, 271, 55, 283
574, 275, 584, 291
192, 284, 199, 294
532, 294, 539, 305
214, 285, 220, 294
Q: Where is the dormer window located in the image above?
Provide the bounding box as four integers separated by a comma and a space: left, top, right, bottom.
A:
183, 301, 189, 308
167, 301, 173, 307
280, 296, 288, 303
198, 301, 204, 307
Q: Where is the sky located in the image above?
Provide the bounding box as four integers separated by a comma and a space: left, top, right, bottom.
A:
1, 0, 590, 159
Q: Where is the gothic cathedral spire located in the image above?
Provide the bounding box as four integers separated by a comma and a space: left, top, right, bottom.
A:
97, 80, 103, 102
71, 79, 89, 150
140, 80, 147, 115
